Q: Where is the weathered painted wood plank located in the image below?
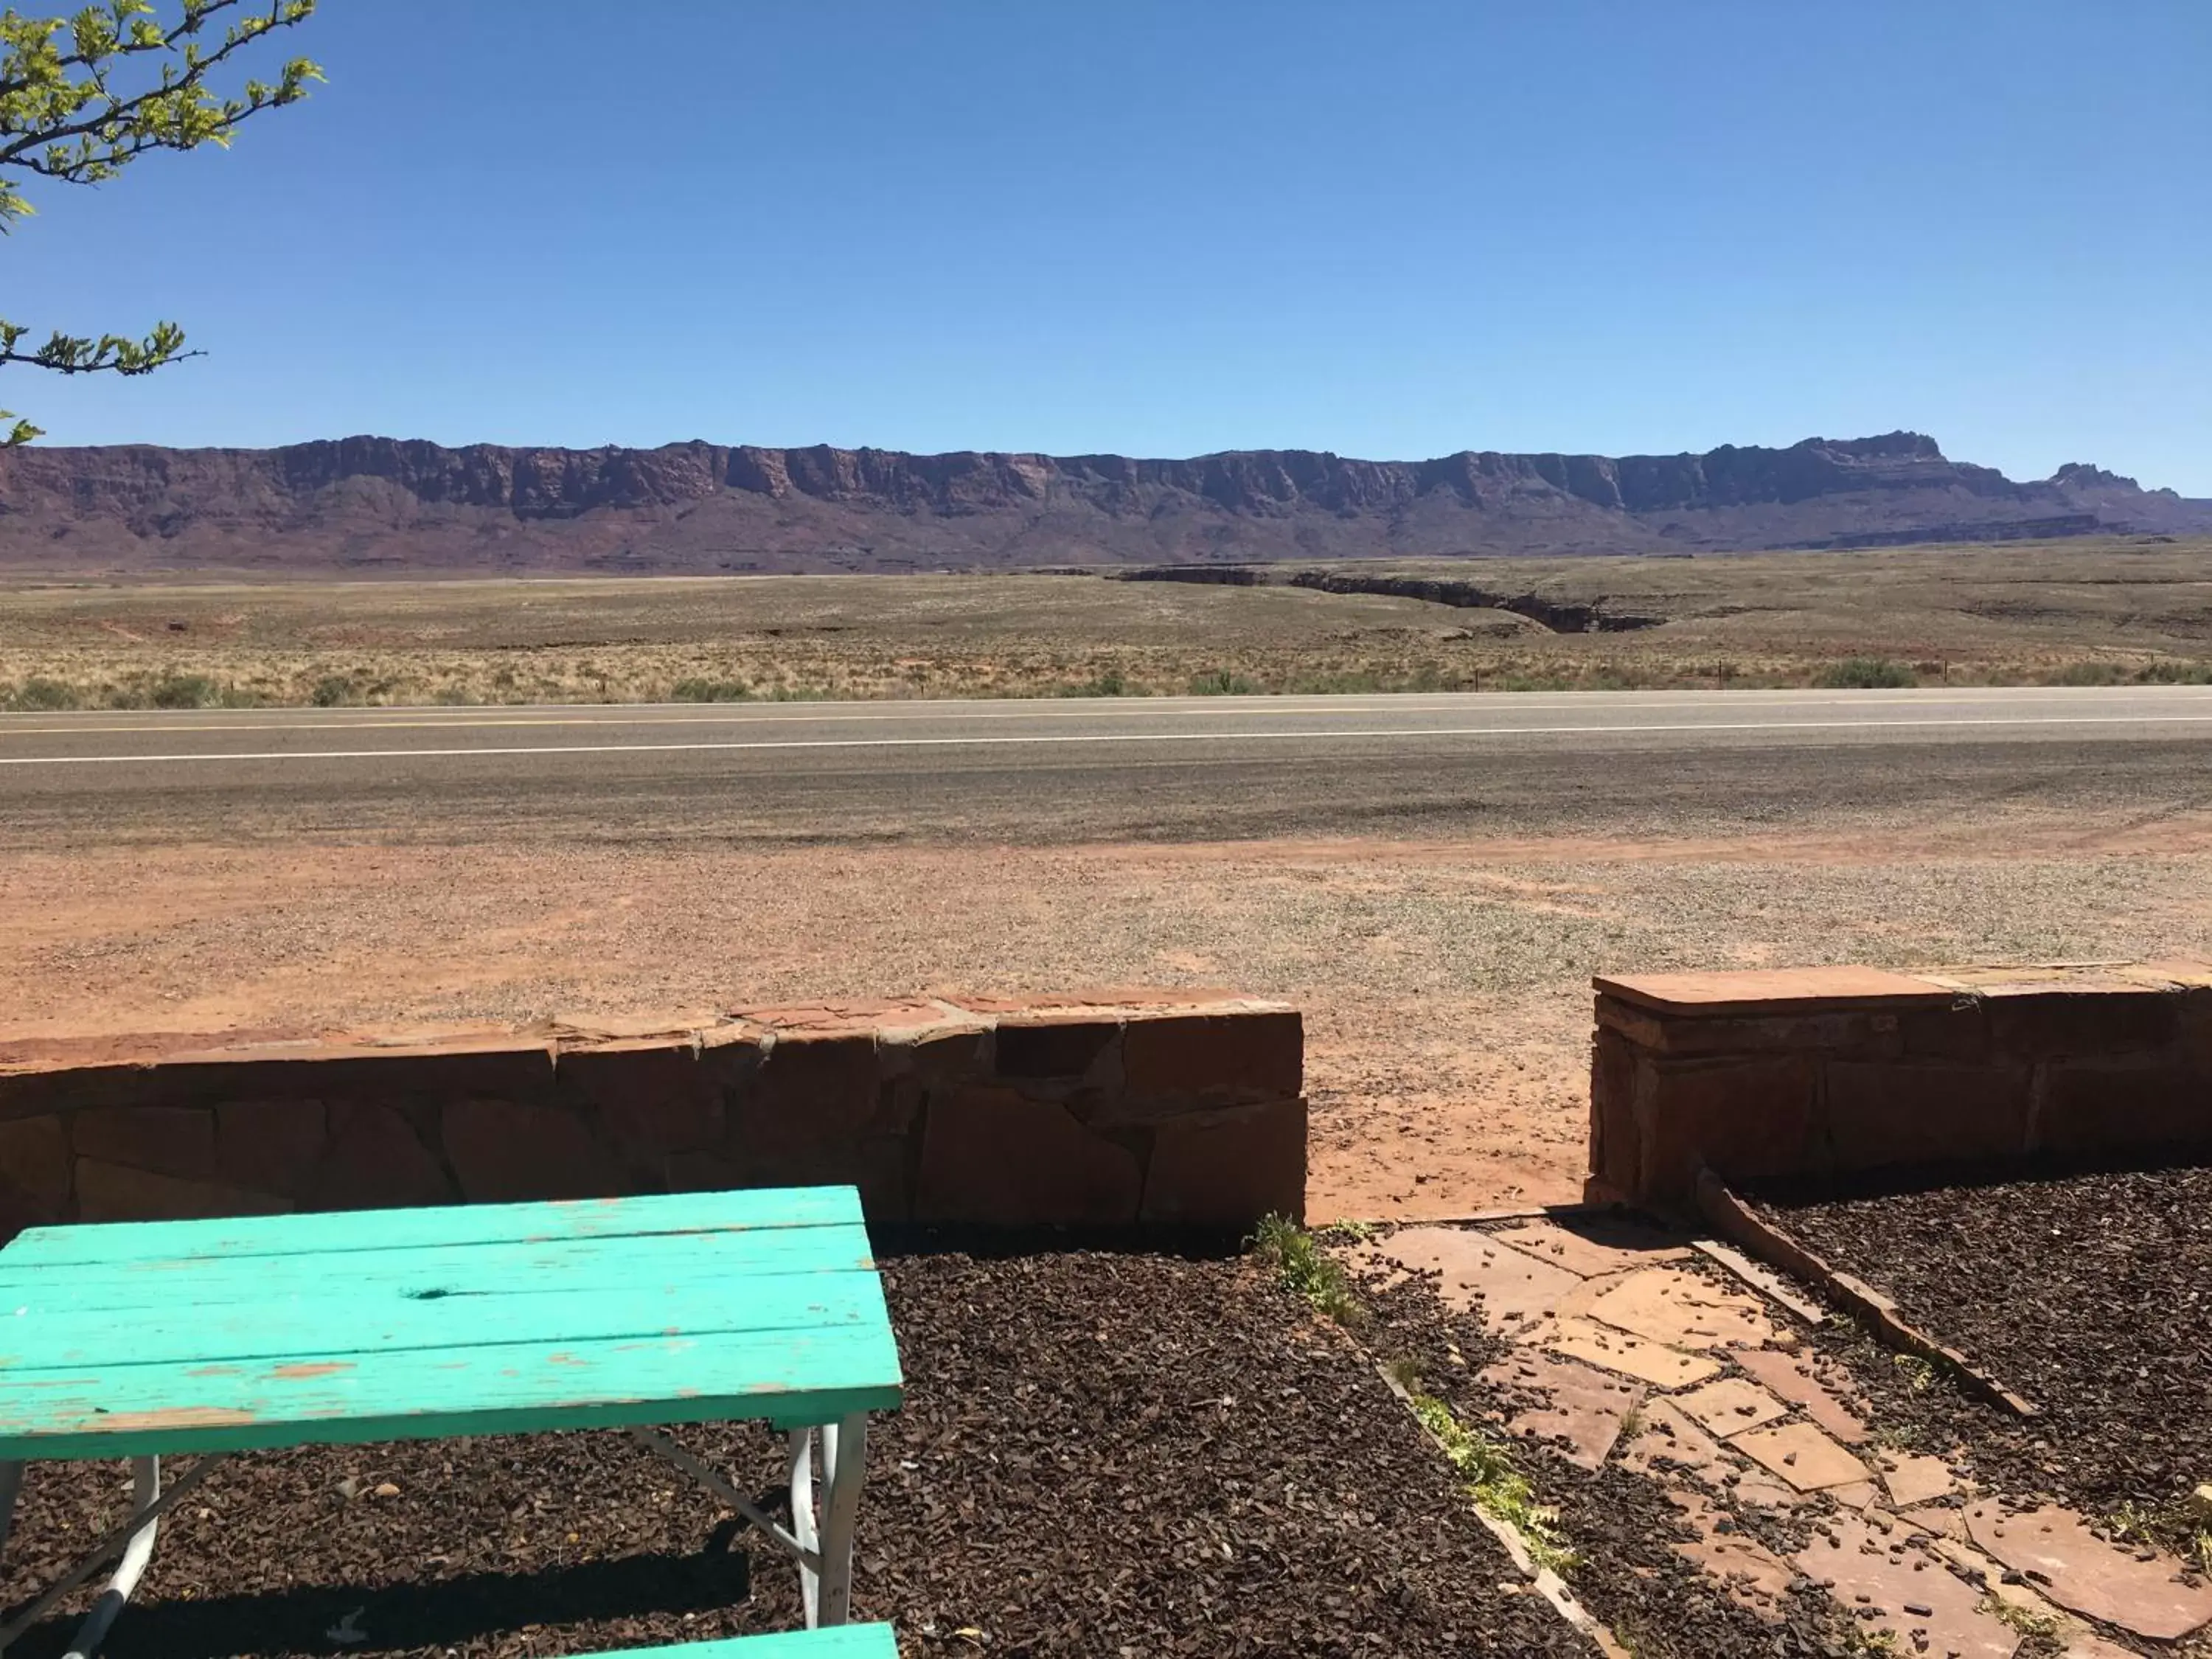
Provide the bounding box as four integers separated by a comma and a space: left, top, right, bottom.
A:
0, 1323, 904, 1458
553, 1624, 899, 1658
4, 1187, 863, 1267
0, 1227, 876, 1312
3, 1272, 890, 1371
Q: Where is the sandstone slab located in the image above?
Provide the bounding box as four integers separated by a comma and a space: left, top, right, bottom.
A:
1730, 1422, 1870, 1492
1378, 1225, 1582, 1335
1543, 1316, 1719, 1389
1677, 1377, 1789, 1438
1792, 1514, 2018, 1659
1478, 1350, 1646, 1472
1616, 1398, 1725, 1480
1731, 1344, 1870, 1444
1965, 1501, 2212, 1642
1585, 1265, 1775, 1352
1486, 1214, 1691, 1280
1875, 1450, 1957, 1509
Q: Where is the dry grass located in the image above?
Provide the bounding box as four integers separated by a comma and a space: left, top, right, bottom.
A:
2, 536, 2209, 709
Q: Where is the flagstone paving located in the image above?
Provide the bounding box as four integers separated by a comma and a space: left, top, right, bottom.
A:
1730, 1422, 1874, 1493
1480, 1349, 1646, 1470
1730, 1343, 1871, 1444
1358, 1207, 2212, 1657
1964, 1501, 2212, 1643
1676, 1376, 1790, 1437
1793, 1513, 2021, 1658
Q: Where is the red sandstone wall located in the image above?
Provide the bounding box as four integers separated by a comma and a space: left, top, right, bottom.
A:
1587, 962, 2212, 1211
0, 994, 1305, 1236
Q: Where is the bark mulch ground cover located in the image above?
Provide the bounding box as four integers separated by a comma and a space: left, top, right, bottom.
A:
1759, 1160, 2212, 1558
0, 1243, 1593, 1658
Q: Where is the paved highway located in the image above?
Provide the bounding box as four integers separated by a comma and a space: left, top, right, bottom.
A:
4, 686, 2210, 845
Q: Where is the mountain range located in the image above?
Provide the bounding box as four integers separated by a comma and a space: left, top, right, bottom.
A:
0, 430, 2202, 577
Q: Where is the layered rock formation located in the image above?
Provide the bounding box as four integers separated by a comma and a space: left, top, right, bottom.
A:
0, 431, 2200, 574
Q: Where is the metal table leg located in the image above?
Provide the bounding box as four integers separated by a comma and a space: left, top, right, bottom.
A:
0, 1454, 223, 1658
63, 1456, 159, 1659
814, 1413, 869, 1628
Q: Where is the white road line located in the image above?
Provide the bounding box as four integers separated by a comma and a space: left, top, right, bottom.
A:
4, 689, 2199, 737
6, 712, 2212, 765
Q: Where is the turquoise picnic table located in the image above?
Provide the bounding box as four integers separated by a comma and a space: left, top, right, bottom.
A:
0, 1186, 905, 1658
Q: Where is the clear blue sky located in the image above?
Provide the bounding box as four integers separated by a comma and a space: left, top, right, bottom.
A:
9, 0, 2209, 491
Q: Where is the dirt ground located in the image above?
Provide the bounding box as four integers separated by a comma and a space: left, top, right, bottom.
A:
10, 807, 2212, 1219
5, 537, 2210, 709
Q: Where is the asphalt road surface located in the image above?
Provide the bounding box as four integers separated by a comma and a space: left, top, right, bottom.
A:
4, 686, 2211, 846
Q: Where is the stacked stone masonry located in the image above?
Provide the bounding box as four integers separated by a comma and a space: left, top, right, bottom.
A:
1589, 961, 2212, 1212
0, 993, 1305, 1237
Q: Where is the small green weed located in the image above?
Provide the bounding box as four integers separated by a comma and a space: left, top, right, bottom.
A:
1891, 1352, 1937, 1391
1816, 657, 1916, 689
2109, 1498, 2212, 1576
1408, 1391, 1576, 1572
1980, 1595, 2058, 1640
1248, 1213, 1362, 1326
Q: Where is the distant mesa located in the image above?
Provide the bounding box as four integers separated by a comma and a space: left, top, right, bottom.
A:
0, 430, 2202, 576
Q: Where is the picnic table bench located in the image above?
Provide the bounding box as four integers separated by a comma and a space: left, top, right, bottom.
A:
0, 1186, 904, 1658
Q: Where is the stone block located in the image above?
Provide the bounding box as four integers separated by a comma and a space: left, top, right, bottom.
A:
560, 1040, 725, 1155
1139, 1098, 1306, 1227
728, 1031, 880, 1159
310, 1102, 453, 1210
1823, 1060, 2032, 1170
2037, 1057, 2211, 1153
1983, 988, 2181, 1057
0, 1063, 158, 1120
0, 1115, 71, 1208
1595, 967, 1952, 1016
1587, 1026, 1641, 1196
1897, 1001, 1990, 1062
915, 1087, 1141, 1226
1120, 1011, 1302, 1107
71, 1105, 216, 1179
992, 1018, 1121, 1082
157, 1039, 557, 1105
76, 1158, 289, 1223
681, 1138, 913, 1223
0, 1176, 60, 1244
443, 1098, 622, 1203
1634, 1053, 1816, 1206
876, 1022, 991, 1084
1596, 1001, 1899, 1060
215, 1099, 329, 1198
